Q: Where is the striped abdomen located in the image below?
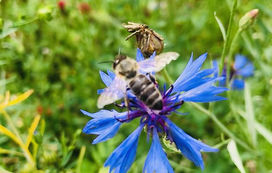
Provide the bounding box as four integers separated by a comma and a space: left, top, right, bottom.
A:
129, 74, 163, 110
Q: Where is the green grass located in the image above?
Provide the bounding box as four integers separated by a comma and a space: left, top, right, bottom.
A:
0, 0, 272, 172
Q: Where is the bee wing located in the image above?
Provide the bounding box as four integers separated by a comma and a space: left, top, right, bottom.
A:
97, 76, 127, 109
138, 52, 179, 73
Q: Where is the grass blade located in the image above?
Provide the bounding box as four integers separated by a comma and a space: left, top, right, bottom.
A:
25, 115, 41, 148
255, 122, 272, 144
76, 146, 86, 173
227, 140, 246, 173
7, 90, 34, 107
244, 83, 257, 147
0, 124, 34, 165
214, 12, 227, 41
238, 110, 272, 145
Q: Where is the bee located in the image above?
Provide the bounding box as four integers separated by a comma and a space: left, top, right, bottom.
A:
123, 22, 164, 59
97, 51, 179, 110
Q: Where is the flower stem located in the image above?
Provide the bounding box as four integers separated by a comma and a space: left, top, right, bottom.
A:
219, 0, 238, 74
190, 102, 252, 151
226, 28, 242, 86
161, 68, 174, 84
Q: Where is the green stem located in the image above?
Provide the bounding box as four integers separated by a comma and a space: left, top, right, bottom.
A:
189, 102, 252, 151
11, 17, 38, 28
219, 0, 238, 74
76, 146, 86, 173
226, 28, 242, 86
1, 110, 23, 142
161, 68, 173, 84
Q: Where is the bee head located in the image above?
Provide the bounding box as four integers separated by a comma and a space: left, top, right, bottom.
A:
113, 54, 127, 69
113, 55, 138, 79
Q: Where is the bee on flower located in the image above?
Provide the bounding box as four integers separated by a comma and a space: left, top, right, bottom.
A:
81, 49, 228, 172
214, 54, 254, 90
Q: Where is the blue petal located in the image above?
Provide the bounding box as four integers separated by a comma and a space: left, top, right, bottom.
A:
107, 70, 116, 80
81, 110, 127, 144
173, 53, 212, 93
97, 89, 104, 94
234, 54, 248, 70
212, 60, 219, 77
231, 79, 245, 90
174, 69, 215, 92
136, 48, 145, 62
81, 109, 122, 118
149, 51, 156, 59
166, 119, 218, 170
99, 71, 113, 87
92, 123, 121, 144
237, 63, 254, 77
178, 78, 228, 103
104, 125, 144, 173
143, 128, 174, 173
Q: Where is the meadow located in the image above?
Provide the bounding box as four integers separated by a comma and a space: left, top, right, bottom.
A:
0, 0, 272, 172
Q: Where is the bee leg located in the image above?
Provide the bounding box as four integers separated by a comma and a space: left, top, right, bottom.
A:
125, 30, 141, 40
124, 87, 131, 118
142, 33, 151, 58
164, 85, 174, 98
146, 73, 158, 86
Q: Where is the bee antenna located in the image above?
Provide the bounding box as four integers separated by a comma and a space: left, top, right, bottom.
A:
98, 60, 114, 64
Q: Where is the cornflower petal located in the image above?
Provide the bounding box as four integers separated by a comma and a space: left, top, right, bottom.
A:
178, 78, 228, 102
97, 70, 115, 94
107, 70, 116, 80
234, 54, 248, 70
81, 109, 127, 144
99, 70, 113, 87
136, 48, 145, 62
104, 124, 144, 173
173, 53, 213, 93
143, 128, 174, 173
212, 60, 219, 77
231, 79, 245, 90
166, 119, 218, 170
236, 63, 254, 77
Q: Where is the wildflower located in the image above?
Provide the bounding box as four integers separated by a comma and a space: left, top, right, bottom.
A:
214, 54, 254, 90
78, 2, 91, 14
82, 49, 228, 172
58, 0, 66, 11
239, 9, 259, 30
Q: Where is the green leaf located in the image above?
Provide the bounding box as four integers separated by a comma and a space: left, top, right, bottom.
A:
244, 83, 257, 147
227, 140, 246, 173
214, 12, 227, 41
255, 122, 272, 144
61, 150, 73, 168
238, 110, 272, 145
0, 27, 17, 39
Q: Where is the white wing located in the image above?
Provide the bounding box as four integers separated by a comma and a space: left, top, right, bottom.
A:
139, 52, 179, 73
97, 76, 127, 109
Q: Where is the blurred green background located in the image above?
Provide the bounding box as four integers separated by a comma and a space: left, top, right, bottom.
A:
0, 0, 272, 172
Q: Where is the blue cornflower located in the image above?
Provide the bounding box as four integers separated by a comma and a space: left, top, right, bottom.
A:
214, 54, 254, 90
81, 50, 228, 172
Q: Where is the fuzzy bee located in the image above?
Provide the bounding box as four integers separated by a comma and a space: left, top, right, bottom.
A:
123, 22, 164, 59
97, 50, 179, 110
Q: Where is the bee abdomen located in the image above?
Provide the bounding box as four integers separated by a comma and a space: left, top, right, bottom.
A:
129, 75, 163, 110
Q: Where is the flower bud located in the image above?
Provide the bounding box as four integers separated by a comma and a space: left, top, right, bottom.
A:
38, 6, 53, 21
78, 2, 91, 14
58, 0, 66, 11
239, 9, 259, 30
